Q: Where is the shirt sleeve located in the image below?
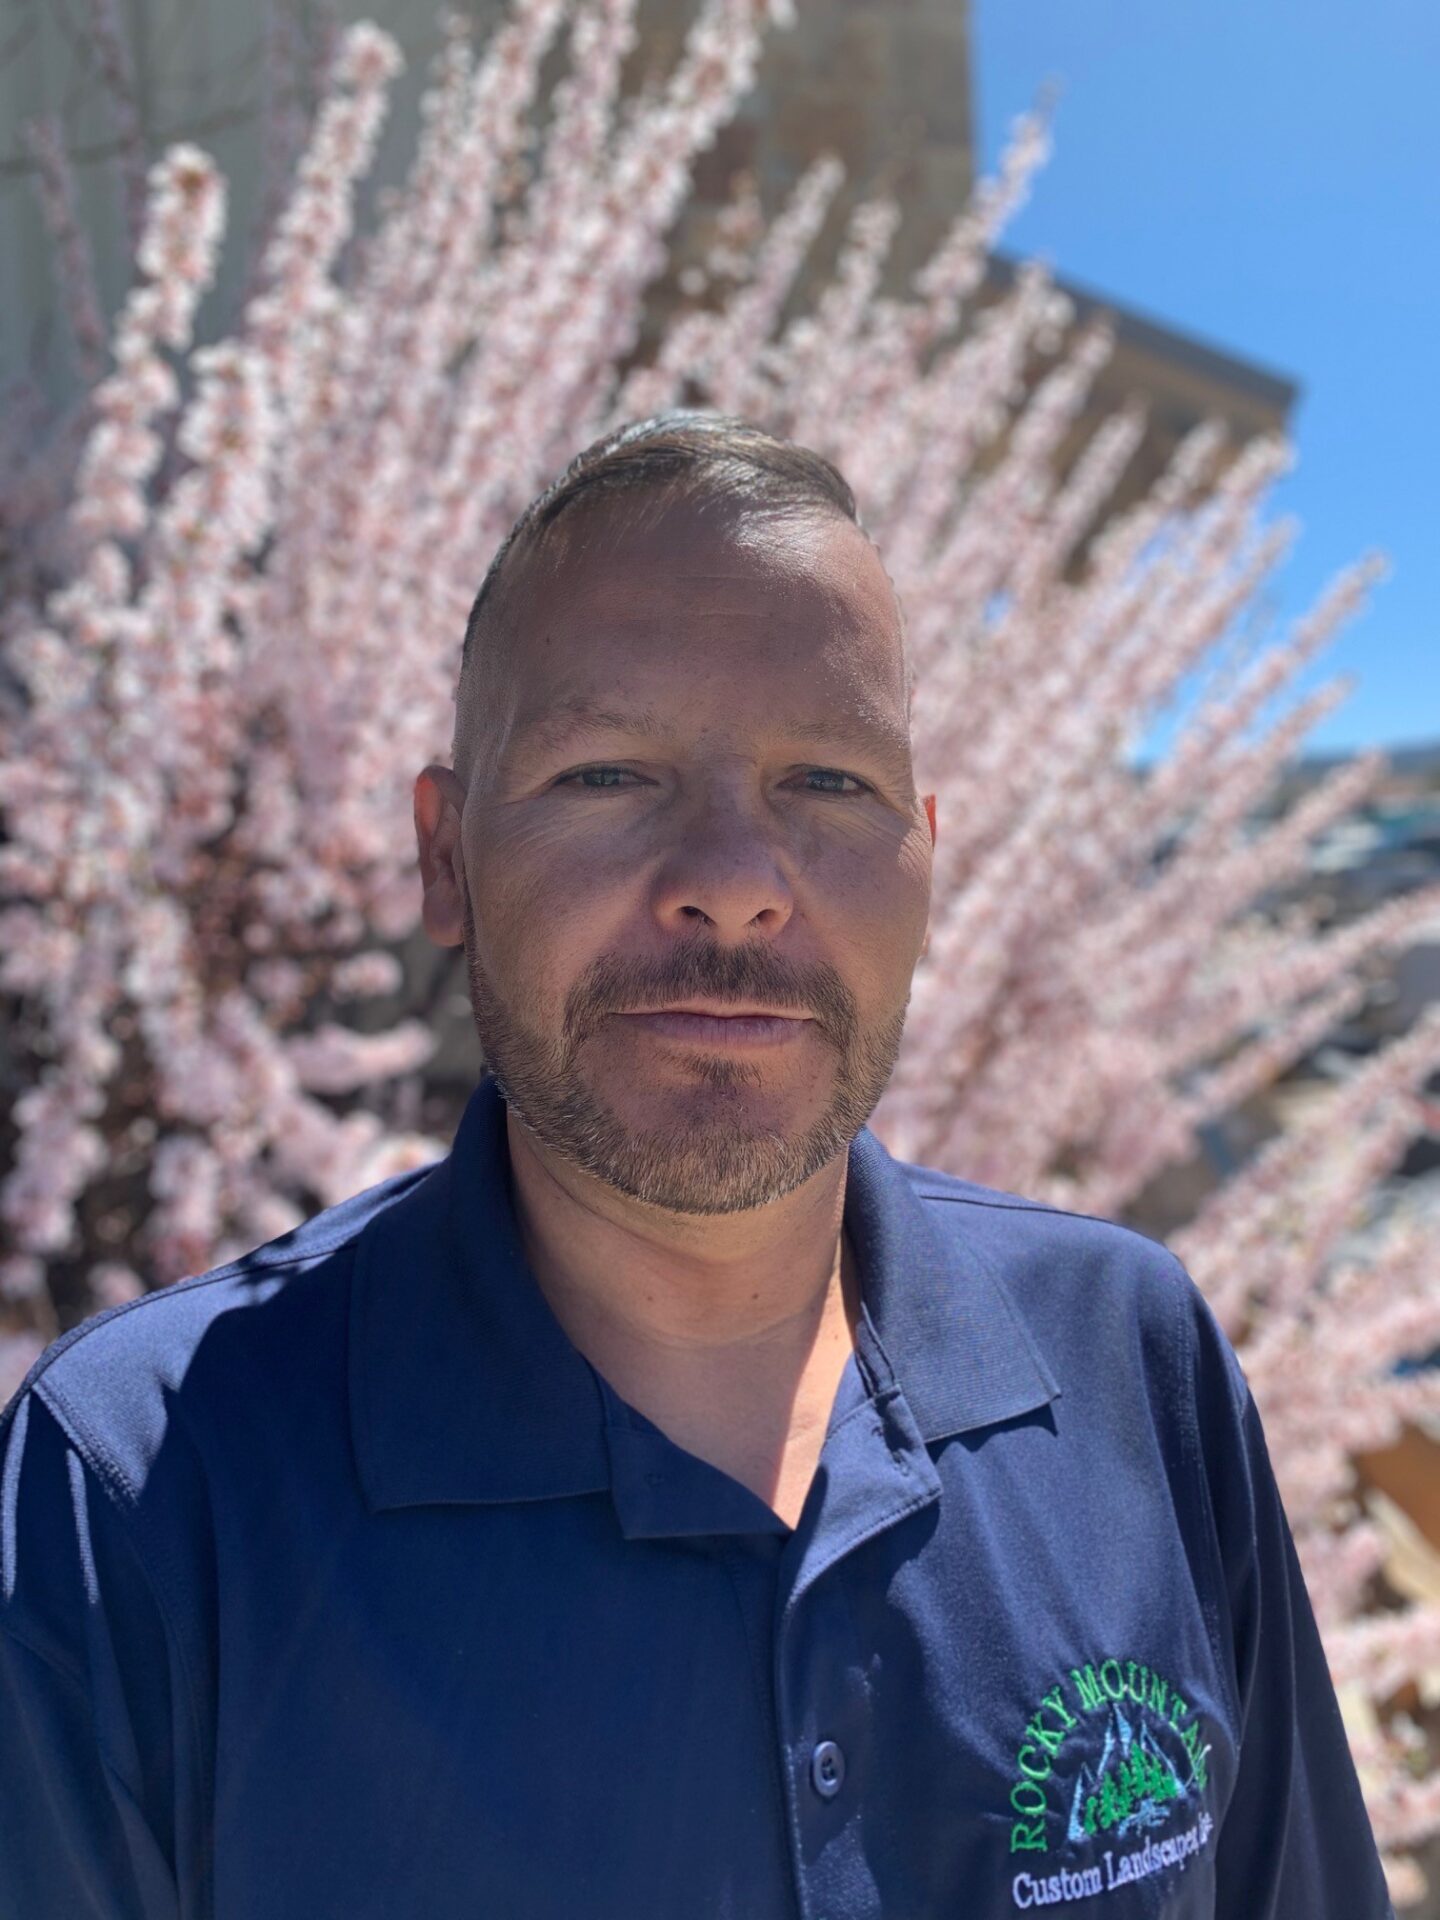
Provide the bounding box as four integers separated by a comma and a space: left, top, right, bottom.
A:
0, 1381, 185, 1920
1183, 1272, 1397, 1920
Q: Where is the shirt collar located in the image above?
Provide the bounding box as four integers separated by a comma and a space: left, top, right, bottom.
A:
350, 1072, 1059, 1514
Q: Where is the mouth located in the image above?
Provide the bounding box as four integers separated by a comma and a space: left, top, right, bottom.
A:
613, 1008, 812, 1049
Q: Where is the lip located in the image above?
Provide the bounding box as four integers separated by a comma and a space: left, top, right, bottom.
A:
614, 1010, 812, 1049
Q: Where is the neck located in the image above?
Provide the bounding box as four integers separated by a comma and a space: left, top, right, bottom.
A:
500, 1104, 861, 1521
503, 1103, 859, 1360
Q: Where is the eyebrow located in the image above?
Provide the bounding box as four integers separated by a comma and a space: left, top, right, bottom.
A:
504, 698, 912, 770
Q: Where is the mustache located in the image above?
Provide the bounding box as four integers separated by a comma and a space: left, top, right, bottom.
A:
458, 894, 857, 1040
572, 954, 855, 1036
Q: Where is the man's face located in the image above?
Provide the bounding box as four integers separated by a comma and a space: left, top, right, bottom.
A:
419, 497, 935, 1216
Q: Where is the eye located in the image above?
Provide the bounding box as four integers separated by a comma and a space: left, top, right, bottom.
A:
553, 766, 647, 790
552, 765, 873, 796
801, 767, 872, 796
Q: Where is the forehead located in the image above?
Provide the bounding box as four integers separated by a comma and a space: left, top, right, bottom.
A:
499, 499, 906, 709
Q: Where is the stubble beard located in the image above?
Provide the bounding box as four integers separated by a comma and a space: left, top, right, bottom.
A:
459, 888, 909, 1216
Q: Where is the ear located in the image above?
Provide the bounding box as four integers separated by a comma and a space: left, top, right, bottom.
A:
414, 766, 467, 949
920, 794, 937, 960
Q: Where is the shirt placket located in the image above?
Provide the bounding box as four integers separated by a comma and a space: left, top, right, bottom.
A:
773, 1375, 943, 1920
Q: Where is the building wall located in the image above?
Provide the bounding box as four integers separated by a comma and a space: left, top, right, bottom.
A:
1, 0, 1293, 575
0, 0, 978, 409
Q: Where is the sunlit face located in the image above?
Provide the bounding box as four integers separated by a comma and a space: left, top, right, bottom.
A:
434, 496, 935, 1216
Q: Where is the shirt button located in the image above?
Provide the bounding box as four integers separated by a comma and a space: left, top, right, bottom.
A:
811, 1739, 845, 1798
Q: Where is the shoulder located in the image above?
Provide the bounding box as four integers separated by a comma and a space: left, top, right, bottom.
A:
903, 1156, 1190, 1299
899, 1158, 1238, 1403
1, 1159, 439, 1511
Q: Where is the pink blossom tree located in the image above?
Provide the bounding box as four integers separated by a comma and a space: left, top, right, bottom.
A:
2, 0, 1439, 1898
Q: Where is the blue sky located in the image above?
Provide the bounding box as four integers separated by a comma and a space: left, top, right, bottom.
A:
971, 0, 1438, 760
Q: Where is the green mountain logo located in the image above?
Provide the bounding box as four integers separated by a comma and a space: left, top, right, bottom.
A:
1069, 1706, 1188, 1844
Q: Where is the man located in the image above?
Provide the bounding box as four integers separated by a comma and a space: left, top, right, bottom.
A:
0, 413, 1395, 1917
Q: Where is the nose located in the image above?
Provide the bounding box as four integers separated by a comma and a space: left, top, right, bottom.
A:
648, 793, 796, 939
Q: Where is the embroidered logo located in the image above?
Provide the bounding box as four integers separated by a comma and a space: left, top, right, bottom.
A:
1006, 1656, 1214, 1908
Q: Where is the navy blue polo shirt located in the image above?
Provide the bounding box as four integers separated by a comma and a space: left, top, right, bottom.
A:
1, 1071, 1394, 1918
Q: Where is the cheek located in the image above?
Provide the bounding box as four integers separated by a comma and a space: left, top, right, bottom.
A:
468, 806, 930, 999
839, 841, 932, 991
822, 817, 930, 909
468, 817, 639, 989
841, 896, 926, 1003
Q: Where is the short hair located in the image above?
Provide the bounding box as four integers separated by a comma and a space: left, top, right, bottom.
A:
451, 409, 909, 785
